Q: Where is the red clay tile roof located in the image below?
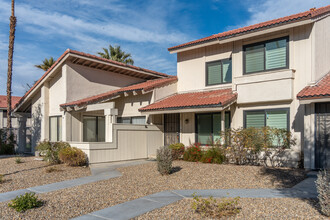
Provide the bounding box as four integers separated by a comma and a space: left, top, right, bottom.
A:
15, 49, 171, 110
60, 76, 177, 108
0, 95, 21, 109
139, 88, 237, 112
168, 5, 330, 52
297, 72, 330, 100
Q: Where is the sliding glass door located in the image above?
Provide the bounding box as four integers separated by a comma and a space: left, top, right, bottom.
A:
83, 116, 105, 142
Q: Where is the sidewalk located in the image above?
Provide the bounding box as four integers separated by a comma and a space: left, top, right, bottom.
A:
0, 160, 150, 203
72, 173, 318, 220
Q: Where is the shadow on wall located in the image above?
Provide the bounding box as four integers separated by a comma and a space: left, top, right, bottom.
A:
31, 104, 42, 152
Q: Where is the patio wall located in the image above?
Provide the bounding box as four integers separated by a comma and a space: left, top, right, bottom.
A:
70, 124, 163, 164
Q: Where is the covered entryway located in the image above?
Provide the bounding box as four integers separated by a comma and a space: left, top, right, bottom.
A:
315, 102, 330, 169
164, 113, 180, 145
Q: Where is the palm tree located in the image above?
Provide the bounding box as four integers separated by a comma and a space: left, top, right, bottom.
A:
97, 45, 134, 65
6, 0, 16, 139
35, 57, 56, 71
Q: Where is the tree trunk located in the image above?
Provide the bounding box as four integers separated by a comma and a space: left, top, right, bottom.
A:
6, 0, 16, 140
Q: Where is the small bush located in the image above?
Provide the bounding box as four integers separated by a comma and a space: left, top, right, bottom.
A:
0, 129, 15, 155
8, 192, 43, 212
191, 193, 240, 218
221, 127, 296, 166
59, 147, 87, 166
36, 141, 70, 164
45, 167, 62, 173
183, 143, 203, 162
200, 147, 225, 164
169, 143, 185, 160
316, 169, 330, 216
15, 157, 23, 164
0, 174, 4, 183
156, 146, 172, 175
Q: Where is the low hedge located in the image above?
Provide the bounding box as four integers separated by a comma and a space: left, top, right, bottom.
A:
58, 146, 87, 166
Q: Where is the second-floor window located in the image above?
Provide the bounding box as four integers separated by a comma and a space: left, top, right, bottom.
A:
206, 59, 232, 86
243, 36, 289, 74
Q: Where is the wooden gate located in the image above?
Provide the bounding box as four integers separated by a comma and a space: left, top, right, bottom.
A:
315, 102, 330, 169
164, 114, 180, 146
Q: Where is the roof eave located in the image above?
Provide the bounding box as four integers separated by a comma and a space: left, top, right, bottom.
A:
169, 18, 312, 54
14, 52, 71, 113
140, 98, 237, 115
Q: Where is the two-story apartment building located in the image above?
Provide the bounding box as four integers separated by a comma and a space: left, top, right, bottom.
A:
138, 6, 330, 169
13, 5, 329, 169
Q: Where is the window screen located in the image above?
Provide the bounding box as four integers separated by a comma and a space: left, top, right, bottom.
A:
206, 59, 232, 85
207, 61, 222, 85
265, 39, 287, 70
245, 111, 265, 128
244, 37, 288, 74
245, 109, 289, 130
245, 44, 265, 73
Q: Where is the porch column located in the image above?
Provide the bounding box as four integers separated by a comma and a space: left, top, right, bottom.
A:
17, 117, 27, 154
0, 110, 3, 128
221, 111, 225, 144
62, 112, 70, 142
105, 108, 118, 142
41, 82, 50, 141
304, 103, 315, 169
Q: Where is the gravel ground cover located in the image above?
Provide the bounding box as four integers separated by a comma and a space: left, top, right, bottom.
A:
0, 161, 306, 219
0, 156, 91, 193
136, 198, 326, 219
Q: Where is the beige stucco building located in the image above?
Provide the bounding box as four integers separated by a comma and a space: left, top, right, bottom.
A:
13, 6, 330, 169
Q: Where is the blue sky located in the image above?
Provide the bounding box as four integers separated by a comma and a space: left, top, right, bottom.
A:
0, 0, 329, 96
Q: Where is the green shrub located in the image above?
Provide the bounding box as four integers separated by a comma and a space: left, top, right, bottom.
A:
183, 143, 203, 162
316, 169, 330, 216
191, 193, 240, 218
36, 141, 70, 164
59, 147, 87, 166
0, 174, 4, 183
221, 127, 296, 166
156, 146, 172, 175
200, 147, 225, 164
8, 192, 43, 212
0, 129, 15, 155
15, 157, 23, 164
169, 143, 185, 160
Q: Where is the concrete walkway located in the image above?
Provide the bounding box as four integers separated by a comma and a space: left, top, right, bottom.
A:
0, 160, 150, 203
72, 173, 318, 220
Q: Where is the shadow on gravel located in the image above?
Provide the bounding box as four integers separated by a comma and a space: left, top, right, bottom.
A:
4, 164, 52, 176
171, 166, 182, 174
298, 198, 327, 217
258, 166, 307, 188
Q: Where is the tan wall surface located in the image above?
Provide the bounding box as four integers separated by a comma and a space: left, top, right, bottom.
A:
31, 91, 42, 149
65, 62, 145, 103
153, 82, 177, 101
49, 71, 65, 116
71, 124, 163, 164
115, 92, 152, 117
314, 15, 330, 80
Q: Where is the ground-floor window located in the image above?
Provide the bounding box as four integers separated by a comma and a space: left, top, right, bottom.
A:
196, 112, 231, 145
244, 108, 289, 130
49, 116, 62, 142
117, 116, 146, 125
83, 116, 105, 142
